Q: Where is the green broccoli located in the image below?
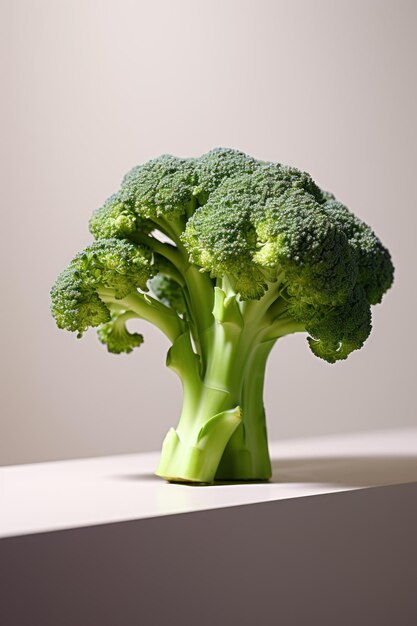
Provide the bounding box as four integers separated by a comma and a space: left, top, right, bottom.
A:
51, 149, 394, 484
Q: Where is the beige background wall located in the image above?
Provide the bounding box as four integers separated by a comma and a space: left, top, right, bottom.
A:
1, 0, 415, 465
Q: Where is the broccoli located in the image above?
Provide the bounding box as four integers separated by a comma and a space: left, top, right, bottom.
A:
51, 149, 394, 484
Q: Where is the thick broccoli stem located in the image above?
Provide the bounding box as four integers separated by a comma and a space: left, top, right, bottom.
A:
155, 284, 305, 484
156, 299, 245, 483
156, 330, 268, 483
215, 309, 304, 480
215, 339, 275, 480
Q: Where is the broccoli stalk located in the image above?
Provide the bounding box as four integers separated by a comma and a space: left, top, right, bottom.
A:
157, 280, 294, 483
51, 149, 394, 484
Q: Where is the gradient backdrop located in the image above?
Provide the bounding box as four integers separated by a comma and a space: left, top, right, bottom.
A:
1, 0, 415, 465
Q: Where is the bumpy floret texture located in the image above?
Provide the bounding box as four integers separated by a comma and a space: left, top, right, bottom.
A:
54, 148, 393, 362
180, 155, 393, 361
182, 166, 358, 302
304, 286, 372, 363
119, 155, 198, 220
320, 192, 393, 305
89, 194, 152, 240
97, 312, 144, 354
192, 147, 261, 204
51, 238, 154, 335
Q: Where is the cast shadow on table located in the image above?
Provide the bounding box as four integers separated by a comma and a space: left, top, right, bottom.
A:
269, 455, 417, 487
114, 454, 417, 488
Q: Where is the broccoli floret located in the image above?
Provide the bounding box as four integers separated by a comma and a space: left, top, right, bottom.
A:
51, 149, 394, 484
51, 238, 155, 335
192, 147, 260, 204
89, 194, 152, 240
98, 311, 144, 354
320, 192, 394, 305
182, 162, 392, 361
51, 265, 111, 336
120, 155, 197, 220
305, 285, 372, 363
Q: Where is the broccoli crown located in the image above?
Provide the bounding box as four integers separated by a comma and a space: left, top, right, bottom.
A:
51, 238, 154, 335
53, 148, 393, 362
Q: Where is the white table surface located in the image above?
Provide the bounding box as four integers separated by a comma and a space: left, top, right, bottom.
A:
1, 428, 416, 538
